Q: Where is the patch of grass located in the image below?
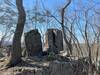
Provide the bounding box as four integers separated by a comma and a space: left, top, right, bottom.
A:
47, 52, 56, 61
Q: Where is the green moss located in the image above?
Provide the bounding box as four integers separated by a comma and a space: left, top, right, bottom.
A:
47, 52, 56, 61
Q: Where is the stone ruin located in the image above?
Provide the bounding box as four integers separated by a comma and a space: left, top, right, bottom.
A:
44, 29, 63, 54
25, 29, 42, 57
24, 29, 63, 57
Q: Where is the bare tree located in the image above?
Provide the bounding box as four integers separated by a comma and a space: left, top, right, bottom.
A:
6, 0, 26, 67
0, 1, 16, 47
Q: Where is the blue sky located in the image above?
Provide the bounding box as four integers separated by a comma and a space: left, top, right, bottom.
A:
23, 0, 100, 10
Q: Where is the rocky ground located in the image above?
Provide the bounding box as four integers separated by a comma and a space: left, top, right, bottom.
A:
0, 48, 100, 75
0, 56, 99, 75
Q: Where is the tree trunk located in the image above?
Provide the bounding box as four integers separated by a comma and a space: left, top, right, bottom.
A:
61, 0, 72, 55
6, 0, 26, 67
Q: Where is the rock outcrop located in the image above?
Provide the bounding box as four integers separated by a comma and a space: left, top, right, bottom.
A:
44, 29, 63, 54
49, 60, 89, 75
25, 29, 42, 57
0, 59, 89, 75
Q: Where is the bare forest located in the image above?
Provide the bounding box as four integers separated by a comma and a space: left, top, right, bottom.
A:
0, 0, 100, 75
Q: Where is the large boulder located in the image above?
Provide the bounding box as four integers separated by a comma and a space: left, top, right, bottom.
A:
44, 29, 63, 54
25, 29, 42, 57
49, 60, 88, 75
49, 61, 74, 75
